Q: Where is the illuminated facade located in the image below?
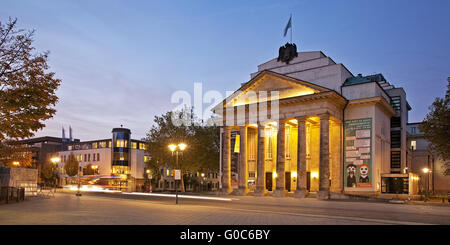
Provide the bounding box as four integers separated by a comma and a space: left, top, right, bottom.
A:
213, 51, 421, 199
55, 128, 149, 191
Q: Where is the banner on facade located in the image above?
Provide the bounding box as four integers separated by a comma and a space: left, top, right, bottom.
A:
344, 118, 372, 188
230, 131, 239, 189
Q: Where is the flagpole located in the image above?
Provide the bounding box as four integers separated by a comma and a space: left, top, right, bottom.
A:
290, 13, 292, 43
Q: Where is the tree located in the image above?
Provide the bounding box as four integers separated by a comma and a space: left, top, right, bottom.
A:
145, 107, 220, 192
0, 17, 61, 165
0, 140, 33, 168
0, 17, 61, 140
419, 78, 450, 175
41, 163, 58, 186
64, 153, 79, 177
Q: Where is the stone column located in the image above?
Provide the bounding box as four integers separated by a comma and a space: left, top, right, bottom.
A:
255, 123, 266, 195
318, 114, 330, 199
222, 127, 232, 194
330, 120, 343, 193
274, 119, 287, 197
237, 126, 248, 195
295, 117, 308, 198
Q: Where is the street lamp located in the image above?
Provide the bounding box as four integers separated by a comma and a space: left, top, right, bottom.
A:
91, 165, 99, 175
12, 161, 19, 167
51, 156, 61, 191
168, 143, 187, 204
422, 167, 431, 196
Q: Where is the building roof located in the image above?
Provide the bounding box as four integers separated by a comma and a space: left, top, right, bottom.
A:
343, 73, 386, 86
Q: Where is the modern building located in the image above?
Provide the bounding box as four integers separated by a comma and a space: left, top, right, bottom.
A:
51, 127, 149, 192
407, 122, 450, 194
212, 49, 423, 199
17, 135, 79, 184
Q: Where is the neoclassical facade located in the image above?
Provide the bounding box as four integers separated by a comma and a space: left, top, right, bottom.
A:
213, 51, 419, 199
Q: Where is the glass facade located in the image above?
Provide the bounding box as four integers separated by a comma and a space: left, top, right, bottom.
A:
112, 128, 131, 169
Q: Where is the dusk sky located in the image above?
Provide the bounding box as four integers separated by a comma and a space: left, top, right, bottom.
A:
3, 0, 449, 141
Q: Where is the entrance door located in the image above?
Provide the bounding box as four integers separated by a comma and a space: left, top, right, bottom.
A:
265, 172, 273, 191
285, 172, 291, 192
306, 172, 311, 191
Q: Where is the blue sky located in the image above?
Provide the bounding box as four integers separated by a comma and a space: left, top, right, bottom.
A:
2, 0, 449, 140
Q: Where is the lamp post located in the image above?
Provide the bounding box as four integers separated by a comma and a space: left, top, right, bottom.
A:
422, 167, 431, 197
51, 156, 61, 192
91, 165, 99, 175
168, 143, 187, 204
12, 161, 19, 167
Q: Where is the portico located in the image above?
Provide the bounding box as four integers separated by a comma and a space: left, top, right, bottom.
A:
215, 70, 346, 199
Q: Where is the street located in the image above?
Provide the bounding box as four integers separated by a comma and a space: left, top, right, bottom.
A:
1, 192, 449, 225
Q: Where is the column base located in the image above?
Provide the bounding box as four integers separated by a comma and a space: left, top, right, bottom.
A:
317, 190, 330, 200
273, 189, 288, 197
294, 189, 309, 198
234, 188, 249, 196
221, 188, 233, 195
253, 187, 268, 196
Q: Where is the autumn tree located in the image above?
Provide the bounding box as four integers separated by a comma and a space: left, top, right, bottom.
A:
41, 163, 58, 186
419, 78, 450, 175
64, 153, 79, 177
145, 108, 220, 192
0, 17, 61, 165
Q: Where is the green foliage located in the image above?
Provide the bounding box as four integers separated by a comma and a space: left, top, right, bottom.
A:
419, 78, 450, 175
0, 17, 61, 140
41, 163, 58, 186
64, 153, 79, 177
144, 107, 220, 178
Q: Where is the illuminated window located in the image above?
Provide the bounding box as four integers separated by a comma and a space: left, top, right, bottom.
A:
99, 141, 106, 148
306, 124, 311, 157
411, 140, 416, 151
248, 130, 256, 161
132, 142, 137, 149
92, 142, 98, 149
285, 126, 291, 159
116, 139, 128, 148
166, 169, 170, 176
140, 143, 146, 150
265, 127, 273, 160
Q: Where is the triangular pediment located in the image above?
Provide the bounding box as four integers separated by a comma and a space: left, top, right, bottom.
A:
214, 70, 330, 110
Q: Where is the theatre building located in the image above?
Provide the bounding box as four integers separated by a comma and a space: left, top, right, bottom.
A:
213, 49, 422, 199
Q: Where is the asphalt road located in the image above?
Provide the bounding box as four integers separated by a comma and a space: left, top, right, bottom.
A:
1, 191, 449, 225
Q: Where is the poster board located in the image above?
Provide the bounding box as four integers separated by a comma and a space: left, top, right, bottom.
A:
344, 118, 372, 189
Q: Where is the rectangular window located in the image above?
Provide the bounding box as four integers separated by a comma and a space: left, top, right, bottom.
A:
132, 142, 137, 149
93, 153, 96, 162
391, 130, 401, 148
84, 154, 87, 162
390, 96, 401, 112
391, 117, 401, 128
248, 130, 256, 161
265, 128, 273, 160
391, 151, 401, 169
285, 126, 291, 159
92, 142, 98, 149
410, 140, 416, 151
140, 143, 146, 150
116, 139, 128, 147
99, 141, 106, 148
97, 153, 100, 161
88, 154, 90, 162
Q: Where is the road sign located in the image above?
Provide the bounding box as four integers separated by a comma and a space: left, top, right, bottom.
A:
174, 169, 181, 180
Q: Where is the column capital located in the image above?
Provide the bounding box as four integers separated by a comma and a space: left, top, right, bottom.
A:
295, 116, 308, 123
318, 113, 330, 120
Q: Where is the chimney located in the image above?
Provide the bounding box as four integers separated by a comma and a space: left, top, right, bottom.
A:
62, 127, 66, 142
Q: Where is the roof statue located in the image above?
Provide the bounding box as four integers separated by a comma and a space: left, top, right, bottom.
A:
277, 42, 298, 64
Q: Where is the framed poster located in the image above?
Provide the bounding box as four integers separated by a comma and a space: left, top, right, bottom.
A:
344, 118, 372, 188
